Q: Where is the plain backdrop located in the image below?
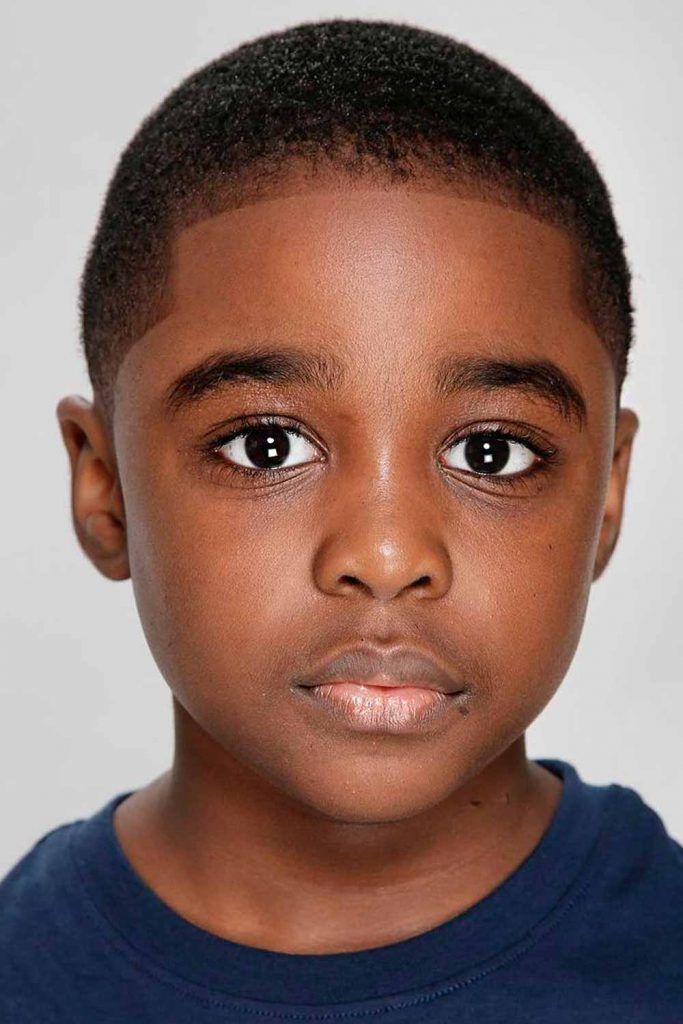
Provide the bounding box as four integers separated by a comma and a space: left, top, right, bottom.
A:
1, 0, 681, 876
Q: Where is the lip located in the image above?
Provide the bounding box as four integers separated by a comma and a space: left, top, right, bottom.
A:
292, 644, 469, 733
296, 643, 463, 694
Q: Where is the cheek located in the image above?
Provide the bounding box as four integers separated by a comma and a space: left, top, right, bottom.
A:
466, 491, 602, 717
125, 480, 301, 701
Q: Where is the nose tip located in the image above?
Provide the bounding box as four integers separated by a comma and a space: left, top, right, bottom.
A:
316, 534, 452, 601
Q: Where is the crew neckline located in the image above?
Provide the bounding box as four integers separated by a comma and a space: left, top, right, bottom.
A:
68, 758, 615, 1007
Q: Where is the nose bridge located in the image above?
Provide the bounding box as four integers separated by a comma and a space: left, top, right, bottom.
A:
339, 380, 431, 504
312, 417, 453, 601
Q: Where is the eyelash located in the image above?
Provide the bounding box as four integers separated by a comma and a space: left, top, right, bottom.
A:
201, 414, 561, 493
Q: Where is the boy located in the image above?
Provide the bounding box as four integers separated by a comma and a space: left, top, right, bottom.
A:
2, 16, 681, 1022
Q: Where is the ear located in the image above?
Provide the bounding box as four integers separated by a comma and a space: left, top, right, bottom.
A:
56, 395, 130, 581
592, 407, 639, 581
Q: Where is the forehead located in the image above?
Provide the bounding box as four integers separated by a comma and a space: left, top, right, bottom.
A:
114, 179, 614, 423
170, 183, 584, 328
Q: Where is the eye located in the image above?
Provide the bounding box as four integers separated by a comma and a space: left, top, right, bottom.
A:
215, 421, 320, 473
443, 431, 539, 477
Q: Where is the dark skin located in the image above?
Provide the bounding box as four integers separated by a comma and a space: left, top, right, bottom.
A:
56, 167, 638, 955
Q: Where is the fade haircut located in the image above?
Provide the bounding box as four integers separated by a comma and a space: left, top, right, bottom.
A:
79, 18, 634, 422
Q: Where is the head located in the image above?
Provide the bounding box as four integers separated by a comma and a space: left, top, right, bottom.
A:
57, 19, 638, 822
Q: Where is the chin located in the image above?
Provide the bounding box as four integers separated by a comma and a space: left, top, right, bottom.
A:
283, 769, 463, 825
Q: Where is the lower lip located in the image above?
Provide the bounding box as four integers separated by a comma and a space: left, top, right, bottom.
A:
297, 680, 465, 733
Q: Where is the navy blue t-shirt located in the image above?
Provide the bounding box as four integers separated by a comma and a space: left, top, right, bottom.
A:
2, 757, 682, 1022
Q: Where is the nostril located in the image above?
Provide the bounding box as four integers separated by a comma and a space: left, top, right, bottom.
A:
339, 575, 361, 587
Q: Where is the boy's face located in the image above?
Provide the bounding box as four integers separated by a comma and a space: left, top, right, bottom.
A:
59, 171, 638, 822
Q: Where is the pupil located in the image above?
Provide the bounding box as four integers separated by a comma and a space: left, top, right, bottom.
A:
465, 434, 510, 474
245, 425, 290, 468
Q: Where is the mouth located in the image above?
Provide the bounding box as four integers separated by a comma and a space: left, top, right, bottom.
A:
293, 644, 469, 733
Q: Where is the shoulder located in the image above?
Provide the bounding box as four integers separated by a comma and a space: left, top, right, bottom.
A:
0, 816, 87, 1021
0, 815, 83, 913
604, 777, 683, 880
549, 758, 683, 894
0, 798, 127, 1021
0, 789, 131, 917
584, 776, 683, 976
0, 810, 93, 949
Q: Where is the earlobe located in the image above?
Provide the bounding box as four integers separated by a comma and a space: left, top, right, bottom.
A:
592, 407, 639, 582
592, 529, 618, 581
84, 510, 127, 557
56, 395, 130, 581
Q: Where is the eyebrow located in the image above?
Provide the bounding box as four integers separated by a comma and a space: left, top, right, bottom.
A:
163, 344, 587, 428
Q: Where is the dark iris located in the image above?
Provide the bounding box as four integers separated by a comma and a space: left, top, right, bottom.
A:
244, 425, 291, 469
464, 434, 511, 474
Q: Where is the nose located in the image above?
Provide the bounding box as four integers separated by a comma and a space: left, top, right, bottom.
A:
313, 499, 452, 603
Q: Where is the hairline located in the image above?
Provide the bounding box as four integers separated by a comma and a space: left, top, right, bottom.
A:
98, 153, 622, 429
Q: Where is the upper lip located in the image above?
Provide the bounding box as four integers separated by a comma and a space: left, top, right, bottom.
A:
297, 644, 463, 694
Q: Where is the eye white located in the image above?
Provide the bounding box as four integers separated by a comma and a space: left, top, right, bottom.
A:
220, 428, 318, 469
444, 436, 536, 476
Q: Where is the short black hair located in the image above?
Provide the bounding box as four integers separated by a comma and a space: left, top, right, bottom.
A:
80, 18, 633, 421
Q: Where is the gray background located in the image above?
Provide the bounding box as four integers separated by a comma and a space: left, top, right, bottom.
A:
1, 0, 681, 876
